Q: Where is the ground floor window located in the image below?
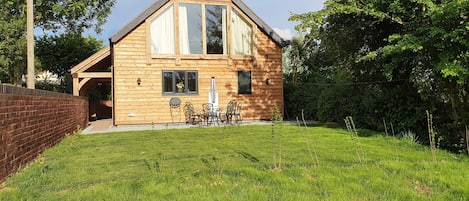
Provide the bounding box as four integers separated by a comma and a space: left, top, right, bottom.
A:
238, 70, 252, 94
163, 70, 198, 95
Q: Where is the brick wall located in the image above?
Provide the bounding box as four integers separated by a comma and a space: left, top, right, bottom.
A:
0, 85, 88, 183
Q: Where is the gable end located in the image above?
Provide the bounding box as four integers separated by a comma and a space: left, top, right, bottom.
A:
110, 0, 170, 43
110, 0, 286, 47
232, 0, 286, 47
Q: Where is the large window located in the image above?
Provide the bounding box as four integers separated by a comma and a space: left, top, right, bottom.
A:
150, 5, 175, 54
163, 71, 198, 94
179, 4, 203, 54
206, 5, 227, 54
238, 71, 252, 94
151, 3, 251, 56
231, 9, 252, 55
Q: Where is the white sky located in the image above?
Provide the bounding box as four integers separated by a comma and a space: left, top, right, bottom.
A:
92, 0, 325, 42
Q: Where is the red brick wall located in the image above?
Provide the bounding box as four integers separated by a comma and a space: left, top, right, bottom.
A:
0, 86, 88, 183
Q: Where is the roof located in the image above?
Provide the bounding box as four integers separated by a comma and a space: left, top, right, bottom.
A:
110, 0, 286, 47
70, 46, 111, 75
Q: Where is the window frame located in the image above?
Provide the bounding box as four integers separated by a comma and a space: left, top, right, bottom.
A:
231, 8, 253, 56
147, 2, 254, 59
179, 3, 203, 55
162, 70, 199, 95
238, 70, 252, 95
205, 4, 227, 55
149, 4, 176, 56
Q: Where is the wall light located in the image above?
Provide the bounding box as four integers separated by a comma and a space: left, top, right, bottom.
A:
137, 78, 141, 86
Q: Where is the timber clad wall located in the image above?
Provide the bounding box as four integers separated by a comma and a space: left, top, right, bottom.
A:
0, 86, 88, 183
113, 2, 283, 125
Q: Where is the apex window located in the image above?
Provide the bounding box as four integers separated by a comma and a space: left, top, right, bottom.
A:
150, 3, 252, 57
178, 4, 227, 55
179, 3, 203, 54
206, 5, 227, 54
150, 5, 175, 54
231, 9, 252, 55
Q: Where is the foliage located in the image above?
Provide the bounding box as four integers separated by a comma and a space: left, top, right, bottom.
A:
36, 33, 103, 78
34, 0, 116, 34
286, 0, 469, 152
0, 1, 27, 85
284, 83, 322, 120
1, 126, 469, 200
88, 83, 112, 101
0, 0, 115, 85
35, 33, 103, 93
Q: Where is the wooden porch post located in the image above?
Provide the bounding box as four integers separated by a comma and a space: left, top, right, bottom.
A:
73, 77, 79, 96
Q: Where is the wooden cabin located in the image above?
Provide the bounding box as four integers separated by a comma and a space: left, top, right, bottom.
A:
71, 0, 285, 125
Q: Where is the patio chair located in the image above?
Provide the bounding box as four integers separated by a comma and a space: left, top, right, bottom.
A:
225, 100, 237, 125
201, 103, 212, 126
183, 102, 200, 125
169, 97, 181, 123
234, 102, 243, 124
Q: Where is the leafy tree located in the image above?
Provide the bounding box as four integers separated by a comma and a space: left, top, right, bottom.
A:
35, 33, 103, 93
35, 0, 115, 33
0, 0, 115, 85
0, 1, 27, 85
287, 0, 468, 152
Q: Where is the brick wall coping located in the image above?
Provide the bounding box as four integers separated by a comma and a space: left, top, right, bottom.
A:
0, 84, 86, 99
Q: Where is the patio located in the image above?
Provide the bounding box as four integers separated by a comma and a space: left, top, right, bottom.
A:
82, 119, 274, 135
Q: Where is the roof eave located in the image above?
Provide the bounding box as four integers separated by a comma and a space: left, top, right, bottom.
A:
232, 0, 287, 47
110, 0, 286, 47
70, 46, 111, 75
110, 0, 170, 43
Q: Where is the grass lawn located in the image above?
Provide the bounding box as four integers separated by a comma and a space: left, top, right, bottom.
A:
1, 125, 469, 200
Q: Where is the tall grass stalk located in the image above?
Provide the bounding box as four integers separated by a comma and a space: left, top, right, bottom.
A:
299, 110, 320, 167
271, 102, 283, 171
383, 118, 389, 136
390, 122, 400, 160
344, 116, 365, 164
466, 125, 469, 156
201, 155, 225, 177
426, 110, 437, 163
383, 118, 400, 160
401, 131, 419, 144
390, 122, 395, 137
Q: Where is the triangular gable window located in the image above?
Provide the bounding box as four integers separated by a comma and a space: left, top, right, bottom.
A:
231, 9, 252, 55
150, 5, 175, 54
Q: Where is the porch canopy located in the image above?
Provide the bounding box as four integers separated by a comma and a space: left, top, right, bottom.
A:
70, 46, 112, 96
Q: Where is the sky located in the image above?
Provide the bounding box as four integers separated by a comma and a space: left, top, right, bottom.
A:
93, 0, 325, 43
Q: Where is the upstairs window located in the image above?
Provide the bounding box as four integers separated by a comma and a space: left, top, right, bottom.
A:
150, 5, 175, 54
179, 3, 203, 54
231, 9, 252, 55
150, 4, 252, 57
206, 5, 227, 54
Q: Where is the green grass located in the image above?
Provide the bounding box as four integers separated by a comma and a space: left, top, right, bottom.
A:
1, 125, 469, 200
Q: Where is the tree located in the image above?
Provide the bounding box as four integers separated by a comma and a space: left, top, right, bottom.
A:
288, 0, 468, 152
34, 0, 115, 33
0, 1, 27, 85
0, 0, 115, 85
35, 33, 103, 93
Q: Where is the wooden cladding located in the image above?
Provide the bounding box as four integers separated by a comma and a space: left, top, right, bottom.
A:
113, 0, 283, 125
